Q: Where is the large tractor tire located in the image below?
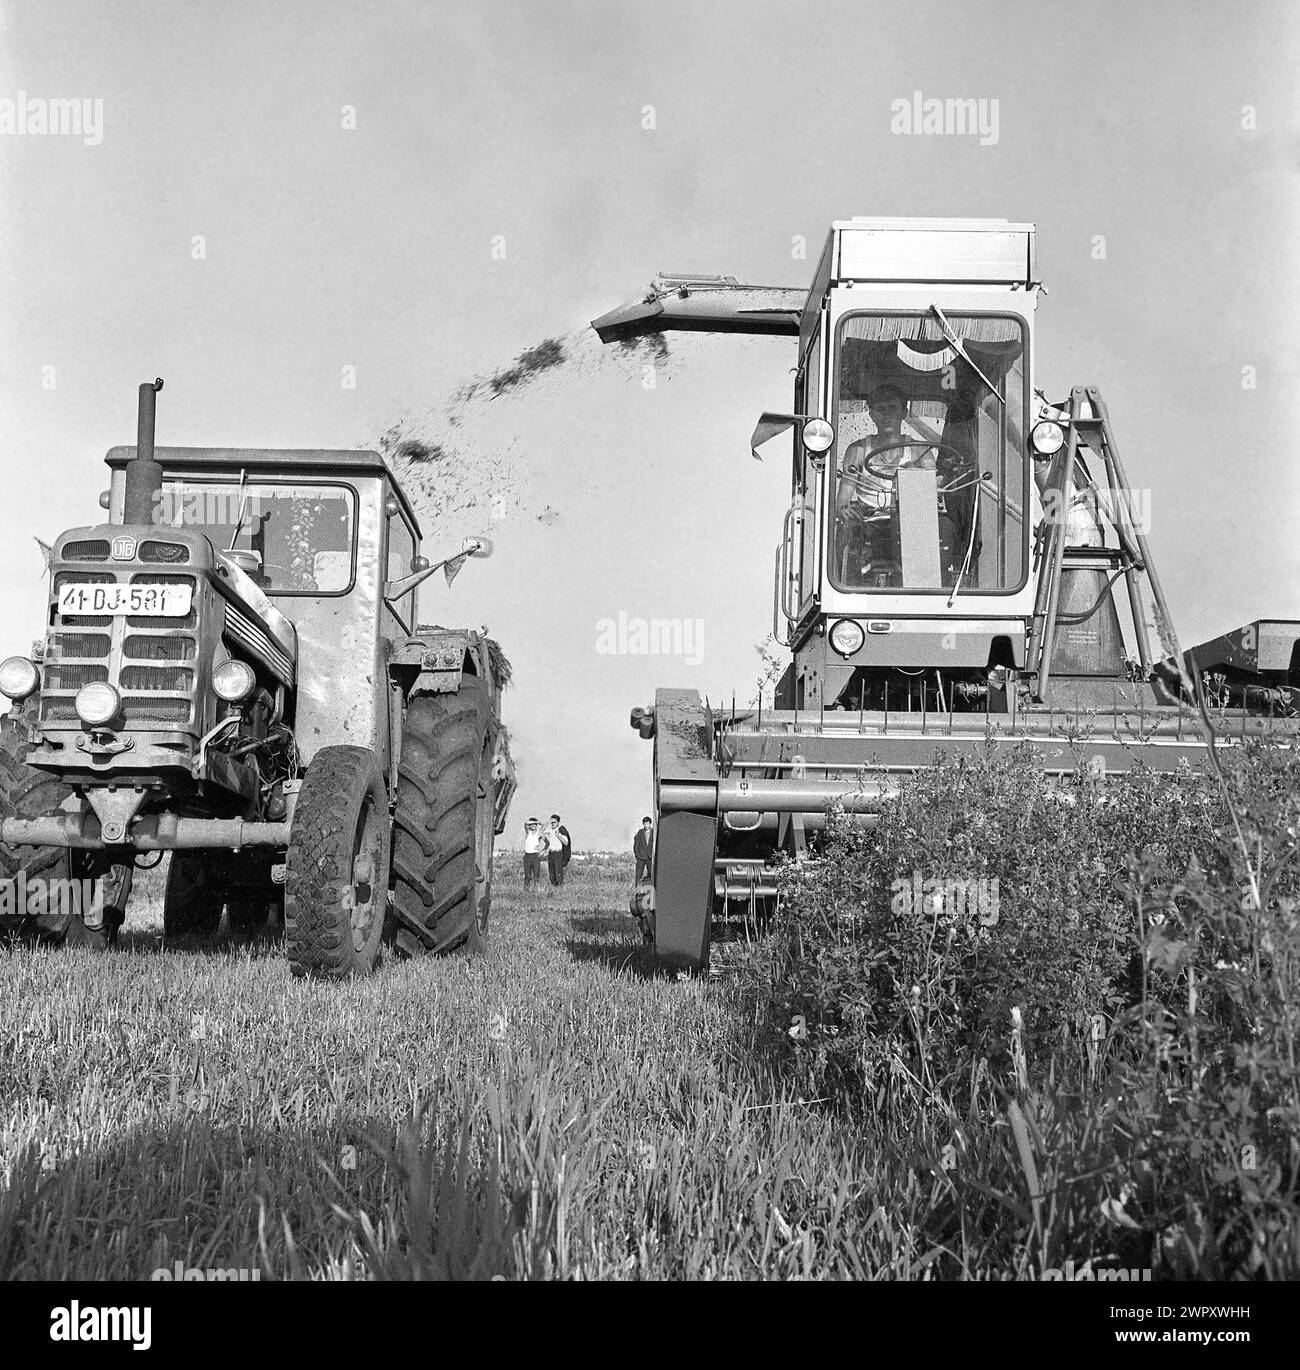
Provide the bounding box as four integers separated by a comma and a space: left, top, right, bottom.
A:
228, 895, 274, 936
163, 855, 277, 940
0, 706, 122, 947
162, 854, 226, 939
285, 745, 390, 979
391, 676, 495, 956
1, 710, 73, 932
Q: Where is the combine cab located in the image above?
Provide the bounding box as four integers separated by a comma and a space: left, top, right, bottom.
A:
0, 381, 516, 974
597, 218, 1300, 972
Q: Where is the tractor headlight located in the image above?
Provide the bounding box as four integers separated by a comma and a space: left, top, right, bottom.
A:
1030, 420, 1065, 456
829, 619, 866, 657
76, 681, 121, 727
802, 418, 835, 454
0, 656, 40, 702
212, 660, 256, 703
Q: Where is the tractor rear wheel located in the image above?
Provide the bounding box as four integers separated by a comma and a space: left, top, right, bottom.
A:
0, 706, 107, 945
228, 896, 272, 935
162, 854, 225, 939
390, 677, 495, 956
285, 745, 390, 979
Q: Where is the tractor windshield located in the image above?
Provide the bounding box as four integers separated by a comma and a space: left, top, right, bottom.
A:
829, 312, 1028, 594
156, 480, 356, 594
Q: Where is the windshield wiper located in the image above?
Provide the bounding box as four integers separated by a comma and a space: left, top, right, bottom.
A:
929, 304, 1005, 410
226, 468, 249, 551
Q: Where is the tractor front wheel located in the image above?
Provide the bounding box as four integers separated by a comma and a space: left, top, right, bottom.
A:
285, 745, 390, 979
390, 677, 495, 956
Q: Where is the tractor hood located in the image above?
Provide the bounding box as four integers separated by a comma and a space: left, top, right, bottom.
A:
51, 525, 297, 686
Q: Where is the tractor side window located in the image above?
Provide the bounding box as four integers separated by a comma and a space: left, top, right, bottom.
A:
830, 313, 1027, 595
386, 515, 418, 628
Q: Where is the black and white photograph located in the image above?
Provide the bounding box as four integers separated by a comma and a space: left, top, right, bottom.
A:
0, 0, 1295, 1341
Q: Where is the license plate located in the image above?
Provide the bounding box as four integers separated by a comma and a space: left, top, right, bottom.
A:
57, 582, 193, 617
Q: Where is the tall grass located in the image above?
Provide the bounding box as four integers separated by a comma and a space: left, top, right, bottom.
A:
752, 742, 1300, 1279
2, 745, 1295, 1279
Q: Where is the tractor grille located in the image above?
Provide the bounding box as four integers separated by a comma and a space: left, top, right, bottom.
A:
120, 665, 194, 692
123, 634, 195, 661
62, 539, 110, 561
140, 540, 190, 564
43, 663, 109, 692
122, 574, 197, 723
46, 631, 111, 659
124, 697, 193, 724
43, 571, 199, 729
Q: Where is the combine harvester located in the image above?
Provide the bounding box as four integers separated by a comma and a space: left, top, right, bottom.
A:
593, 218, 1300, 972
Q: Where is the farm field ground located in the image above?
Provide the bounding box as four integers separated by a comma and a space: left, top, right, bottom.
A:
1, 853, 876, 1280
3, 739, 1297, 1286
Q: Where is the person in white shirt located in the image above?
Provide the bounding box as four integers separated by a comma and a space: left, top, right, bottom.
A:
522, 817, 545, 890
836, 384, 938, 585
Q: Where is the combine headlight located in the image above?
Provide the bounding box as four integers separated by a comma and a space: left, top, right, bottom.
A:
1030, 420, 1065, 456
803, 418, 835, 454
829, 619, 866, 657
0, 656, 40, 702
212, 659, 256, 703
75, 681, 121, 727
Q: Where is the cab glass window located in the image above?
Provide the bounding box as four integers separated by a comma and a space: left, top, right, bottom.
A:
829, 313, 1027, 594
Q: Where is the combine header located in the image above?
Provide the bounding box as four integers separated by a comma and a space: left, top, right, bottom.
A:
595, 218, 1300, 972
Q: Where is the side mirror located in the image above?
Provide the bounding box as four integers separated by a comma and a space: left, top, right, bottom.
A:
225, 548, 263, 575
384, 538, 491, 600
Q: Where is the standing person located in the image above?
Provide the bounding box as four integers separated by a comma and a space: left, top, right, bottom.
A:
633, 816, 654, 882
557, 815, 573, 872
545, 814, 570, 888
522, 817, 544, 892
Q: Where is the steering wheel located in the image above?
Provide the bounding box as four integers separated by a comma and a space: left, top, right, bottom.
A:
859, 439, 971, 482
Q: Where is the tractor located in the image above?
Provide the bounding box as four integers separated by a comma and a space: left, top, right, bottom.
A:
594, 217, 1300, 972
0, 379, 516, 976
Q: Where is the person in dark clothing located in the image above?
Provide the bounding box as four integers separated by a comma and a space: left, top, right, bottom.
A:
545, 814, 571, 887
633, 816, 654, 882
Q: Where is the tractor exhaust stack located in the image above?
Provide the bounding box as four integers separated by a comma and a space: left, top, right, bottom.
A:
122, 377, 164, 525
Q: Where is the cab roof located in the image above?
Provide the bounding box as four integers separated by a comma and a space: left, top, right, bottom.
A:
105, 445, 422, 536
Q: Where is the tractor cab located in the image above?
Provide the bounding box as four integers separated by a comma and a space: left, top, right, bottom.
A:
595, 220, 1043, 710
100, 444, 429, 762
769, 219, 1039, 709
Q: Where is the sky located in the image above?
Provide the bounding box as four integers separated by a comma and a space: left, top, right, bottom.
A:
1, 0, 1297, 851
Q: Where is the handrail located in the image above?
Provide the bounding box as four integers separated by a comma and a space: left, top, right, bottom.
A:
781, 505, 802, 621
772, 543, 790, 647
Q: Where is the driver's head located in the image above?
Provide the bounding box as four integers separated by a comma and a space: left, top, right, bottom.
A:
867, 384, 907, 437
